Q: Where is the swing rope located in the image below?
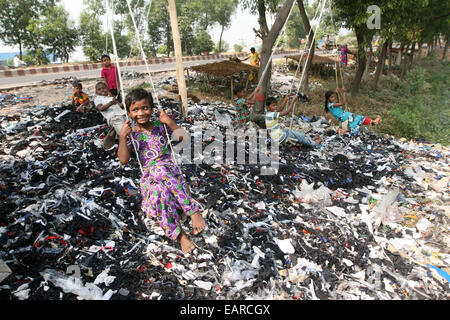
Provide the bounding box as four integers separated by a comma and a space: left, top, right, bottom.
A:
288, 0, 328, 131
124, 0, 180, 168
287, 0, 323, 98
105, 0, 144, 175
329, 4, 349, 112
118, 0, 153, 86
125, 0, 205, 211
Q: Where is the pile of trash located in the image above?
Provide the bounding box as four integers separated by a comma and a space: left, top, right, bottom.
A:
39, 76, 79, 87
0, 93, 34, 109
0, 95, 449, 300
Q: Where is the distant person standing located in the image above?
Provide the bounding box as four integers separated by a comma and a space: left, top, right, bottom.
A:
341, 44, 348, 67
100, 54, 121, 102
242, 47, 260, 67
242, 47, 260, 82
13, 55, 26, 68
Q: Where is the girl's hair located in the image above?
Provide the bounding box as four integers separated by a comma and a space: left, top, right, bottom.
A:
265, 97, 277, 107
74, 81, 82, 89
101, 54, 110, 60
125, 88, 154, 112
233, 85, 244, 95
324, 90, 334, 113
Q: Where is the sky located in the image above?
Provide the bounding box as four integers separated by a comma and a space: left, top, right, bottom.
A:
0, 0, 276, 60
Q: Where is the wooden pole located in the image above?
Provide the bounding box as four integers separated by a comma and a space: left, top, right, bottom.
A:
230, 77, 234, 100
167, 0, 188, 118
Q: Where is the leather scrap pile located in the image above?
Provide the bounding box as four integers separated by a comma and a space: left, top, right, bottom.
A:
0, 96, 448, 300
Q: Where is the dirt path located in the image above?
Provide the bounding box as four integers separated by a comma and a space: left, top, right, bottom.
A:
0, 71, 180, 117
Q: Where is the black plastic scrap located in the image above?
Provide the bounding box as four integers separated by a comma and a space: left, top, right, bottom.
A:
0, 95, 449, 300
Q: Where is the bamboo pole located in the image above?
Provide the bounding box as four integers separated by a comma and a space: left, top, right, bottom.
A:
167, 0, 188, 118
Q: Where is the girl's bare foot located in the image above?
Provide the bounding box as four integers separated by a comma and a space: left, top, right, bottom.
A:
190, 212, 206, 235
179, 231, 195, 254
373, 116, 381, 125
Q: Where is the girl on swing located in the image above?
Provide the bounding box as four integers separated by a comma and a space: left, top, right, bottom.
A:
325, 87, 381, 135
118, 88, 205, 254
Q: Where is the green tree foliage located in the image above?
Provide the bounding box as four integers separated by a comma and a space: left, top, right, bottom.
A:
215, 40, 230, 53
286, 6, 307, 49
193, 31, 215, 55
79, 0, 106, 61
333, 0, 379, 96
0, 0, 54, 59
234, 44, 244, 52
212, 0, 238, 52
146, 0, 172, 56
40, 5, 78, 63
24, 17, 50, 65
23, 4, 77, 65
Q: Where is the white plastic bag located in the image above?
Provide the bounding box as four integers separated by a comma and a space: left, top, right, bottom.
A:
373, 189, 403, 226
40, 269, 108, 300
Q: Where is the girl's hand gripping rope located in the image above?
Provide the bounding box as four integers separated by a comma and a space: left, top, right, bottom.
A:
119, 120, 132, 140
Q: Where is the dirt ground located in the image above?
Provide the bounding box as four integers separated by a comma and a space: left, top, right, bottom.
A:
0, 71, 182, 117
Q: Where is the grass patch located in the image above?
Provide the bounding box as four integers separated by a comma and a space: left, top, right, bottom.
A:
301, 56, 449, 145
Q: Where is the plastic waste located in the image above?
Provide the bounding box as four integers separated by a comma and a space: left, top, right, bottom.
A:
194, 280, 213, 291
0, 260, 12, 283
294, 180, 332, 205
214, 109, 232, 127
427, 264, 450, 283
416, 218, 432, 232
404, 165, 426, 184
40, 269, 109, 300
275, 238, 295, 254
12, 283, 30, 300
1, 82, 449, 301
373, 189, 403, 226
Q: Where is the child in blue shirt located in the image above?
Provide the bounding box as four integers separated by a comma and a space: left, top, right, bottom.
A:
325, 88, 380, 134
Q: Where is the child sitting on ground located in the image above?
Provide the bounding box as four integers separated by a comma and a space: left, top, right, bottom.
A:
71, 82, 91, 113
325, 88, 381, 135
94, 81, 127, 149
118, 88, 206, 254
265, 94, 322, 147
233, 85, 260, 125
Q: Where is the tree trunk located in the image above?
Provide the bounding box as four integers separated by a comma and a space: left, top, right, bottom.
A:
351, 27, 367, 97
443, 39, 448, 60
219, 25, 224, 53
373, 38, 388, 90
400, 43, 410, 79
396, 43, 404, 65
388, 40, 392, 75
253, 0, 295, 114
167, 0, 188, 118
297, 0, 314, 92
19, 40, 23, 60
365, 42, 373, 74
408, 42, 416, 70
